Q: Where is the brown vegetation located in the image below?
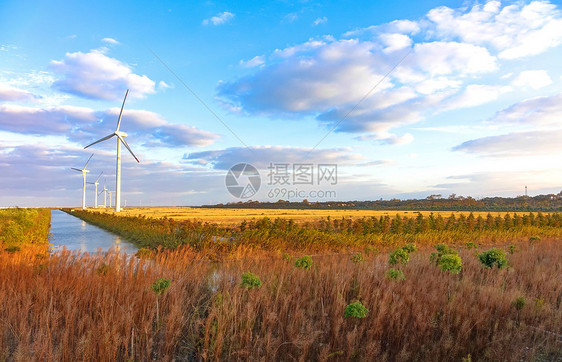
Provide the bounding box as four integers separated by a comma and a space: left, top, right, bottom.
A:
0, 239, 560, 361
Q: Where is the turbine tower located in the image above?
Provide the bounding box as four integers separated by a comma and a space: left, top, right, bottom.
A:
100, 184, 108, 208
108, 190, 113, 208
87, 172, 103, 208
71, 154, 93, 209
84, 90, 139, 212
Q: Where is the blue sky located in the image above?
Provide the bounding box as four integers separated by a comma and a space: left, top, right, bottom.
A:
2, 0, 562, 207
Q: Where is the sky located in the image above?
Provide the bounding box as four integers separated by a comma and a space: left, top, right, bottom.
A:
2, 0, 562, 207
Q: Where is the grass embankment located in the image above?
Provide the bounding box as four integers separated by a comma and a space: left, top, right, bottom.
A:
68, 209, 562, 257
0, 241, 560, 360
0, 208, 50, 252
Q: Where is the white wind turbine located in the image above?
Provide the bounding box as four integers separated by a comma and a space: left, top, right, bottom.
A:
100, 184, 108, 208
108, 190, 113, 208
84, 90, 139, 212
87, 172, 103, 208
71, 154, 94, 210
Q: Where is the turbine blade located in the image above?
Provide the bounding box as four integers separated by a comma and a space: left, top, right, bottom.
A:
71, 167, 82, 172
86, 182, 95, 185
95, 171, 103, 182
118, 135, 140, 163
83, 153, 94, 169
115, 89, 129, 132
84, 134, 114, 149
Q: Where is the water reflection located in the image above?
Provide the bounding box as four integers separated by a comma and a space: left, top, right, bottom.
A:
50, 209, 138, 254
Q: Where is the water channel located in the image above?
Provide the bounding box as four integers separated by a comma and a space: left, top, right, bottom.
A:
49, 209, 138, 254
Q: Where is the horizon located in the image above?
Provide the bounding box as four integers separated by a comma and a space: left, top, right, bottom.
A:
2, 0, 562, 207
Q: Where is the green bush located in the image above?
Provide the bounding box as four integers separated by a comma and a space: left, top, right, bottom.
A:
389, 248, 409, 265
429, 243, 456, 265
401, 243, 417, 253
344, 301, 369, 318
478, 248, 508, 269
529, 236, 541, 243
512, 296, 526, 311
152, 277, 171, 295
508, 244, 516, 254
438, 254, 463, 274
4, 246, 20, 253
241, 272, 262, 289
465, 242, 478, 249
385, 268, 406, 281
295, 255, 313, 270
350, 252, 365, 263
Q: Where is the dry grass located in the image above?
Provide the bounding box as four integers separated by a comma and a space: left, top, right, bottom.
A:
0, 239, 560, 361
98, 207, 528, 225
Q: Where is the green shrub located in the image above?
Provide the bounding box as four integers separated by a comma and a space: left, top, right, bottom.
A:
388, 248, 409, 265
438, 254, 463, 274
344, 301, 369, 318
465, 242, 478, 249
429, 243, 456, 265
152, 277, 171, 295
478, 248, 508, 269
241, 272, 262, 289
350, 252, 365, 263
508, 244, 516, 254
401, 243, 417, 253
151, 277, 171, 326
512, 296, 526, 311
385, 268, 406, 281
529, 236, 541, 243
295, 255, 313, 270
4, 246, 20, 253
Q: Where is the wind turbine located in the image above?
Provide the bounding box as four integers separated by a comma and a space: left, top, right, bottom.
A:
84, 89, 139, 212
71, 154, 93, 210
100, 184, 108, 208
108, 190, 113, 208
87, 172, 103, 208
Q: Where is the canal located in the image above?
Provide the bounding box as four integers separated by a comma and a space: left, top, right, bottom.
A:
49, 209, 138, 254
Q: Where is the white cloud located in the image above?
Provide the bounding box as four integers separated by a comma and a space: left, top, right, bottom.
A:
101, 37, 120, 45
50, 49, 156, 100
185, 146, 364, 170
202, 12, 235, 26
355, 132, 414, 145
452, 130, 562, 156
379, 33, 412, 53
0, 103, 219, 148
426, 1, 562, 59
0, 84, 36, 102
158, 80, 172, 90
409, 42, 497, 77
240, 55, 265, 68
0, 104, 96, 134
488, 93, 562, 125
511, 70, 552, 89
443, 84, 511, 110
313, 17, 328, 26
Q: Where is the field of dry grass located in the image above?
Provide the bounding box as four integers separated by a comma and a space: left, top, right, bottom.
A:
0, 239, 560, 361
98, 206, 529, 225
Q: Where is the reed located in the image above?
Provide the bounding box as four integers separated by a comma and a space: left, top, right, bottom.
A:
0, 239, 560, 360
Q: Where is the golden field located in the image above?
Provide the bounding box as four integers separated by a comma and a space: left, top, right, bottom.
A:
99, 206, 532, 225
